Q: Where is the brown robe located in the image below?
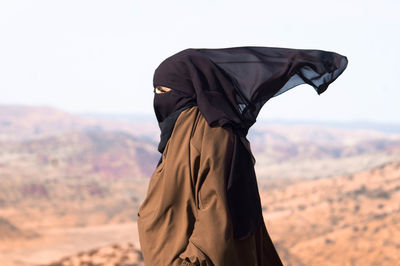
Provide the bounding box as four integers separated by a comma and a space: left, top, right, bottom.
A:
138, 106, 282, 266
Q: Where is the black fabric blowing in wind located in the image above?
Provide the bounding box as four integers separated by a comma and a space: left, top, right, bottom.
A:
152, 46, 348, 240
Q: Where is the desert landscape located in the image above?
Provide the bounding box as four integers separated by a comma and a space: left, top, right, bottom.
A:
0, 105, 399, 265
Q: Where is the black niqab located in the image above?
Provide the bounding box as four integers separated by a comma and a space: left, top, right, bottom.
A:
153, 89, 195, 154
152, 46, 348, 239
153, 89, 195, 123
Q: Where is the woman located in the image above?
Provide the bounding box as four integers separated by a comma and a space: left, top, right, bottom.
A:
138, 47, 348, 265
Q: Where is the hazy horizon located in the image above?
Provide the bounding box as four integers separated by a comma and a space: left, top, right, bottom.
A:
1, 0, 399, 123
4, 102, 400, 134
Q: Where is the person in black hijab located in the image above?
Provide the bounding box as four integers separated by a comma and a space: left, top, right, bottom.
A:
138, 46, 348, 266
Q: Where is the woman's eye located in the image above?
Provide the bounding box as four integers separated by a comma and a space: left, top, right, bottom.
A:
155, 87, 172, 94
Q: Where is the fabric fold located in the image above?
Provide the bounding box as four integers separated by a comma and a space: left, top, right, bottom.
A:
152, 46, 348, 240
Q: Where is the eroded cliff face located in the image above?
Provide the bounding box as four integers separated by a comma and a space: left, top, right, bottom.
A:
2, 160, 397, 266
258, 159, 400, 266
47, 243, 144, 266
1, 105, 400, 266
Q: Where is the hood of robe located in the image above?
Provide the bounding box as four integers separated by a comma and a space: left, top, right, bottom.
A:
152, 46, 348, 239
153, 47, 348, 134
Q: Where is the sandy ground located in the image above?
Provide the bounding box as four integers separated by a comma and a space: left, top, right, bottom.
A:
0, 222, 140, 266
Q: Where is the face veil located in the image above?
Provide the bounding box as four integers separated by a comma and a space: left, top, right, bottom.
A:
153, 88, 195, 155
153, 88, 195, 123
152, 46, 348, 240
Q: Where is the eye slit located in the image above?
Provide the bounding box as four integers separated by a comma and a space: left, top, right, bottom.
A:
155, 86, 172, 94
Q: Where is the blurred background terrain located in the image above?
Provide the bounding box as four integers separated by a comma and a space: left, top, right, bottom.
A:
1, 0, 399, 265
0, 105, 399, 265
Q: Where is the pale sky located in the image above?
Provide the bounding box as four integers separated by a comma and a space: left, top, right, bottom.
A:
1, 0, 399, 123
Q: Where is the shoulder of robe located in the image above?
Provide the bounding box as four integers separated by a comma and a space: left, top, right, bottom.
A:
188, 107, 235, 152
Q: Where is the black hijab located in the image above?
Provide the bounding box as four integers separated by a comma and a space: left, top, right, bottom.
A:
153, 46, 348, 239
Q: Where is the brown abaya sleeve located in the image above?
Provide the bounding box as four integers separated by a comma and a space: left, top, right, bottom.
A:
180, 108, 282, 265
138, 107, 282, 266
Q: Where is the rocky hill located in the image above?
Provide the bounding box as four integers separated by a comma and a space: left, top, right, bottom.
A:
0, 105, 400, 265
47, 243, 144, 266
30, 159, 400, 266
259, 159, 400, 265
0, 105, 158, 142
0, 131, 156, 231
